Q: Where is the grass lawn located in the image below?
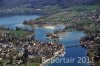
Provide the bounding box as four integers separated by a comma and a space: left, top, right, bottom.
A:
10, 30, 32, 37
31, 63, 39, 66
21, 63, 39, 66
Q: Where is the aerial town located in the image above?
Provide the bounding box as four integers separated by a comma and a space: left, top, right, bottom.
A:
0, 0, 100, 66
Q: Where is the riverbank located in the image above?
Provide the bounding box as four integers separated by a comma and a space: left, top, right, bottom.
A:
40, 46, 65, 66
24, 5, 100, 66
0, 14, 87, 66
0, 26, 65, 66
0, 4, 99, 66
23, 5, 100, 26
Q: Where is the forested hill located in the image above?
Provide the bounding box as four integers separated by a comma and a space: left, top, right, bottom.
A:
0, 0, 99, 8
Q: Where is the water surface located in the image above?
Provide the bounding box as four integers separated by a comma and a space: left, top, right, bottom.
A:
34, 27, 90, 66
0, 15, 40, 28
0, 15, 90, 66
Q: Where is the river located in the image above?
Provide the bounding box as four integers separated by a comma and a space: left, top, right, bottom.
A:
0, 15, 90, 66
0, 15, 40, 28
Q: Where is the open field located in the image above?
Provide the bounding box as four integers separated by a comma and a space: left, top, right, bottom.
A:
27, 4, 100, 23
0, 28, 33, 37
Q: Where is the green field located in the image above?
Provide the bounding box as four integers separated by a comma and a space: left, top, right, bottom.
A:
31, 63, 39, 66
0, 28, 32, 37
10, 30, 32, 37
34, 4, 100, 23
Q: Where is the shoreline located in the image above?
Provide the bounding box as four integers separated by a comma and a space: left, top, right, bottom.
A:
40, 46, 65, 66
0, 14, 42, 18
0, 13, 44, 18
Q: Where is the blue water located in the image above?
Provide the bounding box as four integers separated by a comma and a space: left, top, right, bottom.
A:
0, 15, 40, 28
50, 32, 89, 66
0, 15, 90, 66
35, 27, 90, 66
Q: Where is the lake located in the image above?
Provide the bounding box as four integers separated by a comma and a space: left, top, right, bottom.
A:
0, 15, 90, 66
0, 15, 40, 28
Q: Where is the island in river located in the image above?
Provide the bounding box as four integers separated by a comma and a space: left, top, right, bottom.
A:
24, 5, 100, 66
0, 15, 66, 66
0, 4, 100, 66
0, 14, 91, 66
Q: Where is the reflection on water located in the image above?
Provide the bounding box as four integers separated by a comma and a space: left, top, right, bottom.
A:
43, 24, 65, 30
34, 27, 90, 66
43, 26, 55, 30
0, 15, 90, 66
